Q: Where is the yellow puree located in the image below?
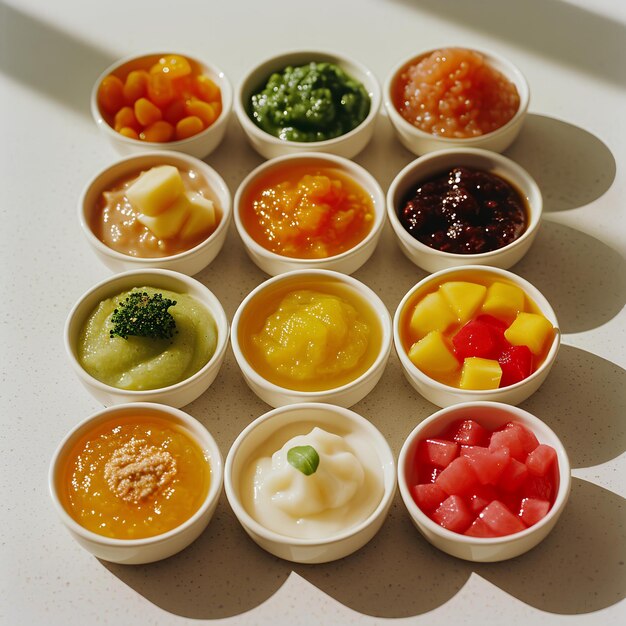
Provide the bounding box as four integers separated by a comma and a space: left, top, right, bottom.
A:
59, 414, 210, 539
245, 287, 378, 391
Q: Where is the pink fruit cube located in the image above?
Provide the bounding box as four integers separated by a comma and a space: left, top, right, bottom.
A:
432, 495, 474, 533
519, 497, 551, 526
419, 438, 459, 468
462, 446, 510, 485
435, 456, 478, 495
467, 485, 498, 515
465, 516, 498, 538
411, 483, 447, 512
523, 475, 555, 502
478, 500, 527, 536
489, 425, 528, 461
526, 444, 557, 477
498, 457, 529, 492
448, 419, 489, 446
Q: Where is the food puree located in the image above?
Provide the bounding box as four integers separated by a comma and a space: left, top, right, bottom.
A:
242, 426, 383, 539
58, 412, 210, 539
241, 281, 380, 392
249, 62, 370, 142
241, 163, 374, 258
79, 286, 216, 390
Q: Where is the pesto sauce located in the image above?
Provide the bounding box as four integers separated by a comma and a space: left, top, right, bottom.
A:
249, 62, 370, 142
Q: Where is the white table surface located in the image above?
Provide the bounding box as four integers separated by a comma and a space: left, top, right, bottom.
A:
1, 0, 625, 624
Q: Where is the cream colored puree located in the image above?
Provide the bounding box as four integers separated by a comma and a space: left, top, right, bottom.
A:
92, 167, 219, 257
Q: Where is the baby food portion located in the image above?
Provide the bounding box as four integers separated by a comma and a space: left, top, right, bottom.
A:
97, 54, 222, 142
400, 275, 556, 389
249, 61, 370, 142
399, 167, 528, 254
242, 426, 383, 539
393, 48, 520, 138
91, 164, 220, 258
240, 278, 381, 392
78, 286, 217, 390
241, 162, 375, 259
58, 412, 211, 539
410, 418, 559, 537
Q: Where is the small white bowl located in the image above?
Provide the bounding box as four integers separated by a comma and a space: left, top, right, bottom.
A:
235, 50, 380, 159
79, 151, 232, 275
91, 51, 232, 159
393, 265, 560, 408
49, 402, 223, 564
65, 269, 229, 407
231, 269, 392, 408
225, 402, 396, 563
387, 148, 542, 273
384, 47, 529, 156
233, 152, 385, 276
398, 401, 571, 562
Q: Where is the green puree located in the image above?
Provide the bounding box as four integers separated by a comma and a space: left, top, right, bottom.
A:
249, 62, 370, 142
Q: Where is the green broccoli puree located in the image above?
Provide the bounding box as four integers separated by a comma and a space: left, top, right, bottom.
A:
249, 62, 370, 142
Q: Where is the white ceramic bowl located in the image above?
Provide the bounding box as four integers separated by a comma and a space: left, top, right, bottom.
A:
393, 265, 560, 408
384, 47, 529, 156
234, 152, 385, 276
49, 402, 223, 564
387, 148, 542, 273
235, 50, 380, 159
397, 401, 571, 562
79, 151, 232, 275
231, 269, 392, 408
91, 51, 232, 159
225, 402, 396, 563
65, 269, 229, 407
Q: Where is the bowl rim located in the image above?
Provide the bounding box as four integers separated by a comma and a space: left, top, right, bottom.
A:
48, 402, 224, 548
231, 268, 393, 398
233, 151, 386, 266
234, 48, 381, 150
224, 402, 396, 547
386, 147, 543, 263
90, 50, 233, 149
397, 400, 571, 545
78, 150, 232, 265
64, 268, 230, 397
392, 264, 561, 397
383, 45, 530, 144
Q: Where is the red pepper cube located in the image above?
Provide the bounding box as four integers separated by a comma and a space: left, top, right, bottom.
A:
448, 419, 489, 446
411, 483, 447, 512
432, 495, 474, 533
478, 500, 527, 536
498, 457, 529, 492
419, 438, 459, 468
462, 446, 510, 485
435, 456, 478, 496
519, 497, 551, 526
499, 345, 533, 387
526, 444, 557, 477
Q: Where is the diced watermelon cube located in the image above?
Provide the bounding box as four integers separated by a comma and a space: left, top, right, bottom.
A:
447, 419, 489, 446
523, 475, 555, 502
526, 444, 557, 477
411, 483, 447, 512
435, 456, 478, 495
465, 516, 498, 538
478, 500, 527, 536
467, 484, 498, 515
431, 495, 474, 533
462, 446, 510, 485
498, 457, 529, 492
452, 318, 503, 360
419, 438, 459, 468
499, 345, 533, 387
519, 497, 551, 526
506, 422, 539, 454
489, 425, 527, 461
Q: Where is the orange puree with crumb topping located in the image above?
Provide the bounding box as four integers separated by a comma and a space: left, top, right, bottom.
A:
58, 413, 210, 539
240, 163, 374, 259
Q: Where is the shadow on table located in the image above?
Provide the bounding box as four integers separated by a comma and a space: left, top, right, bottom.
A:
103, 343, 625, 619
0, 2, 116, 116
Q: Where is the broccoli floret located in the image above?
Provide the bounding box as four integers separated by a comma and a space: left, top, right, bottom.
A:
109, 292, 177, 340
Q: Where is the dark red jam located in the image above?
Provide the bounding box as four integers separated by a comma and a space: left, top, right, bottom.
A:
399, 167, 528, 254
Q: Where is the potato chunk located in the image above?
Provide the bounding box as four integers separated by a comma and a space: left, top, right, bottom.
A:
179, 192, 216, 240
137, 193, 190, 239
504, 312, 554, 355
126, 165, 184, 216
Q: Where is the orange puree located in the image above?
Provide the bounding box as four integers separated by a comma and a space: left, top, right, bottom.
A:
241, 163, 375, 259
58, 413, 210, 539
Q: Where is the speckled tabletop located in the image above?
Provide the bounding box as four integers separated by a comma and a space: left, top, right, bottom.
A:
1, 0, 625, 624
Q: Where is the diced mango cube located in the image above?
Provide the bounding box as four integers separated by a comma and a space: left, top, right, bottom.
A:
504, 312, 554, 355
439, 281, 487, 324
126, 165, 184, 216
481, 282, 525, 321
408, 331, 460, 377
409, 292, 457, 339
137, 193, 190, 239
459, 357, 502, 390
179, 192, 216, 240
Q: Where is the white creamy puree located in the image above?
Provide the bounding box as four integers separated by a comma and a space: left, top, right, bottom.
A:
242, 426, 383, 539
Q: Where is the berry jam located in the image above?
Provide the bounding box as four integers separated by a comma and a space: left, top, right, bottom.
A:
399, 167, 528, 254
